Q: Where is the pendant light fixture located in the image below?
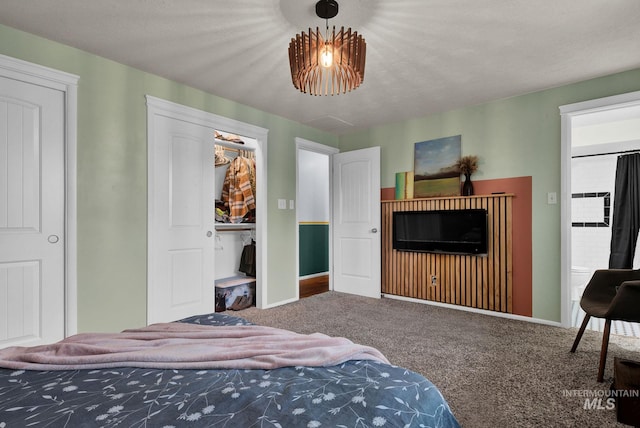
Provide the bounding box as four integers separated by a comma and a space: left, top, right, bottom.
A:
288, 0, 366, 96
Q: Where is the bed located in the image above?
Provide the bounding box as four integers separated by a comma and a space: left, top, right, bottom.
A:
0, 313, 460, 427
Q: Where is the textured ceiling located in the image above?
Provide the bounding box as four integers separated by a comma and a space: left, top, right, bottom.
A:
1, 0, 639, 135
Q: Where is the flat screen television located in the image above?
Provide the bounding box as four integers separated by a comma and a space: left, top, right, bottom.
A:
393, 209, 488, 255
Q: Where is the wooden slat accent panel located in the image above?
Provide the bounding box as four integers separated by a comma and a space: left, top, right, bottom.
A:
381, 194, 513, 313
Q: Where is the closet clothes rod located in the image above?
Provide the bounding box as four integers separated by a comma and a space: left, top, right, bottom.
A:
572, 148, 640, 159
217, 145, 241, 153
215, 144, 255, 159
214, 141, 253, 152
215, 228, 254, 232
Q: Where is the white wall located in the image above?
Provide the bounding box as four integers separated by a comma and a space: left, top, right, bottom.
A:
298, 150, 330, 222
571, 154, 617, 270
215, 231, 254, 279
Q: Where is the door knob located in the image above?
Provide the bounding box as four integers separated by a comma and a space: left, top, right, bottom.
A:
371, 228, 378, 233
206, 231, 213, 237
48, 235, 59, 243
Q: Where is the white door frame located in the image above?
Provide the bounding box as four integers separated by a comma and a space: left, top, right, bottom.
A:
146, 96, 268, 314
0, 54, 78, 337
295, 138, 339, 297
559, 90, 640, 327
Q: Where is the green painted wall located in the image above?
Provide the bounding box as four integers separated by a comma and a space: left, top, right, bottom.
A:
338, 69, 640, 322
299, 224, 329, 276
2, 22, 640, 326
0, 24, 338, 332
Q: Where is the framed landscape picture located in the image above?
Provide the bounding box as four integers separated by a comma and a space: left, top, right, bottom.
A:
413, 135, 461, 198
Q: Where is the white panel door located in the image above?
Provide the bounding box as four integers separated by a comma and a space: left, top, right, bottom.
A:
332, 147, 381, 298
148, 115, 215, 324
0, 76, 65, 347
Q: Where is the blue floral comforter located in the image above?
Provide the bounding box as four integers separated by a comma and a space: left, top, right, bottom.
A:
0, 313, 460, 427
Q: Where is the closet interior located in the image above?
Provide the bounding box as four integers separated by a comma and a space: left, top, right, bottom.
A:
213, 130, 257, 312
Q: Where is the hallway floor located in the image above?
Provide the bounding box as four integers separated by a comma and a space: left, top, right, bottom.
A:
299, 275, 329, 299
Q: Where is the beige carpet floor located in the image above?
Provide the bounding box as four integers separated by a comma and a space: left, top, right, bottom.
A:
235, 291, 640, 428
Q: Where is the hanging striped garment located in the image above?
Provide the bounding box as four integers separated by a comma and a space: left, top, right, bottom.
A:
221, 156, 256, 223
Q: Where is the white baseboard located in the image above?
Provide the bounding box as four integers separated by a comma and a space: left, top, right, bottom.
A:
382, 294, 562, 328
299, 272, 329, 280
262, 296, 299, 309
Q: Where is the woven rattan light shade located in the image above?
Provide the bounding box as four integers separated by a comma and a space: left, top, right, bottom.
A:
288, 3, 366, 96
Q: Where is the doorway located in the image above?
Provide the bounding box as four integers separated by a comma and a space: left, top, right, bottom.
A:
560, 91, 640, 335
295, 138, 338, 298
146, 96, 268, 322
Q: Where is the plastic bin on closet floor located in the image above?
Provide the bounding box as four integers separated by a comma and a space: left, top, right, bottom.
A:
215, 276, 256, 312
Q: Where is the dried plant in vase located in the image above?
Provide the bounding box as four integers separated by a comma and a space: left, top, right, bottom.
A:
455, 155, 479, 196
455, 155, 479, 175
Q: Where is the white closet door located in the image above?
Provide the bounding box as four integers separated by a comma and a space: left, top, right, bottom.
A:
148, 115, 216, 324
0, 76, 65, 347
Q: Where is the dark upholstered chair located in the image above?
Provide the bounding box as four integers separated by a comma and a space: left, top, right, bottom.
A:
570, 269, 640, 382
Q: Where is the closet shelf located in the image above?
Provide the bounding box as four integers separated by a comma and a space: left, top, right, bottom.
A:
215, 223, 255, 231
215, 275, 257, 289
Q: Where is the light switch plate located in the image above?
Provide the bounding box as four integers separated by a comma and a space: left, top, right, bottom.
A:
289, 200, 295, 209
277, 199, 286, 209
547, 192, 557, 205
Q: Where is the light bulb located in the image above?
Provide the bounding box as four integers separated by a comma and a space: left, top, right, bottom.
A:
320, 44, 333, 68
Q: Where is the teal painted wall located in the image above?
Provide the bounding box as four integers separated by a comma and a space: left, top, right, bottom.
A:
299, 224, 329, 276
338, 69, 640, 322
0, 24, 338, 332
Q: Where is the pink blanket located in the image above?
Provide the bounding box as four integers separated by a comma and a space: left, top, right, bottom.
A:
0, 323, 389, 371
